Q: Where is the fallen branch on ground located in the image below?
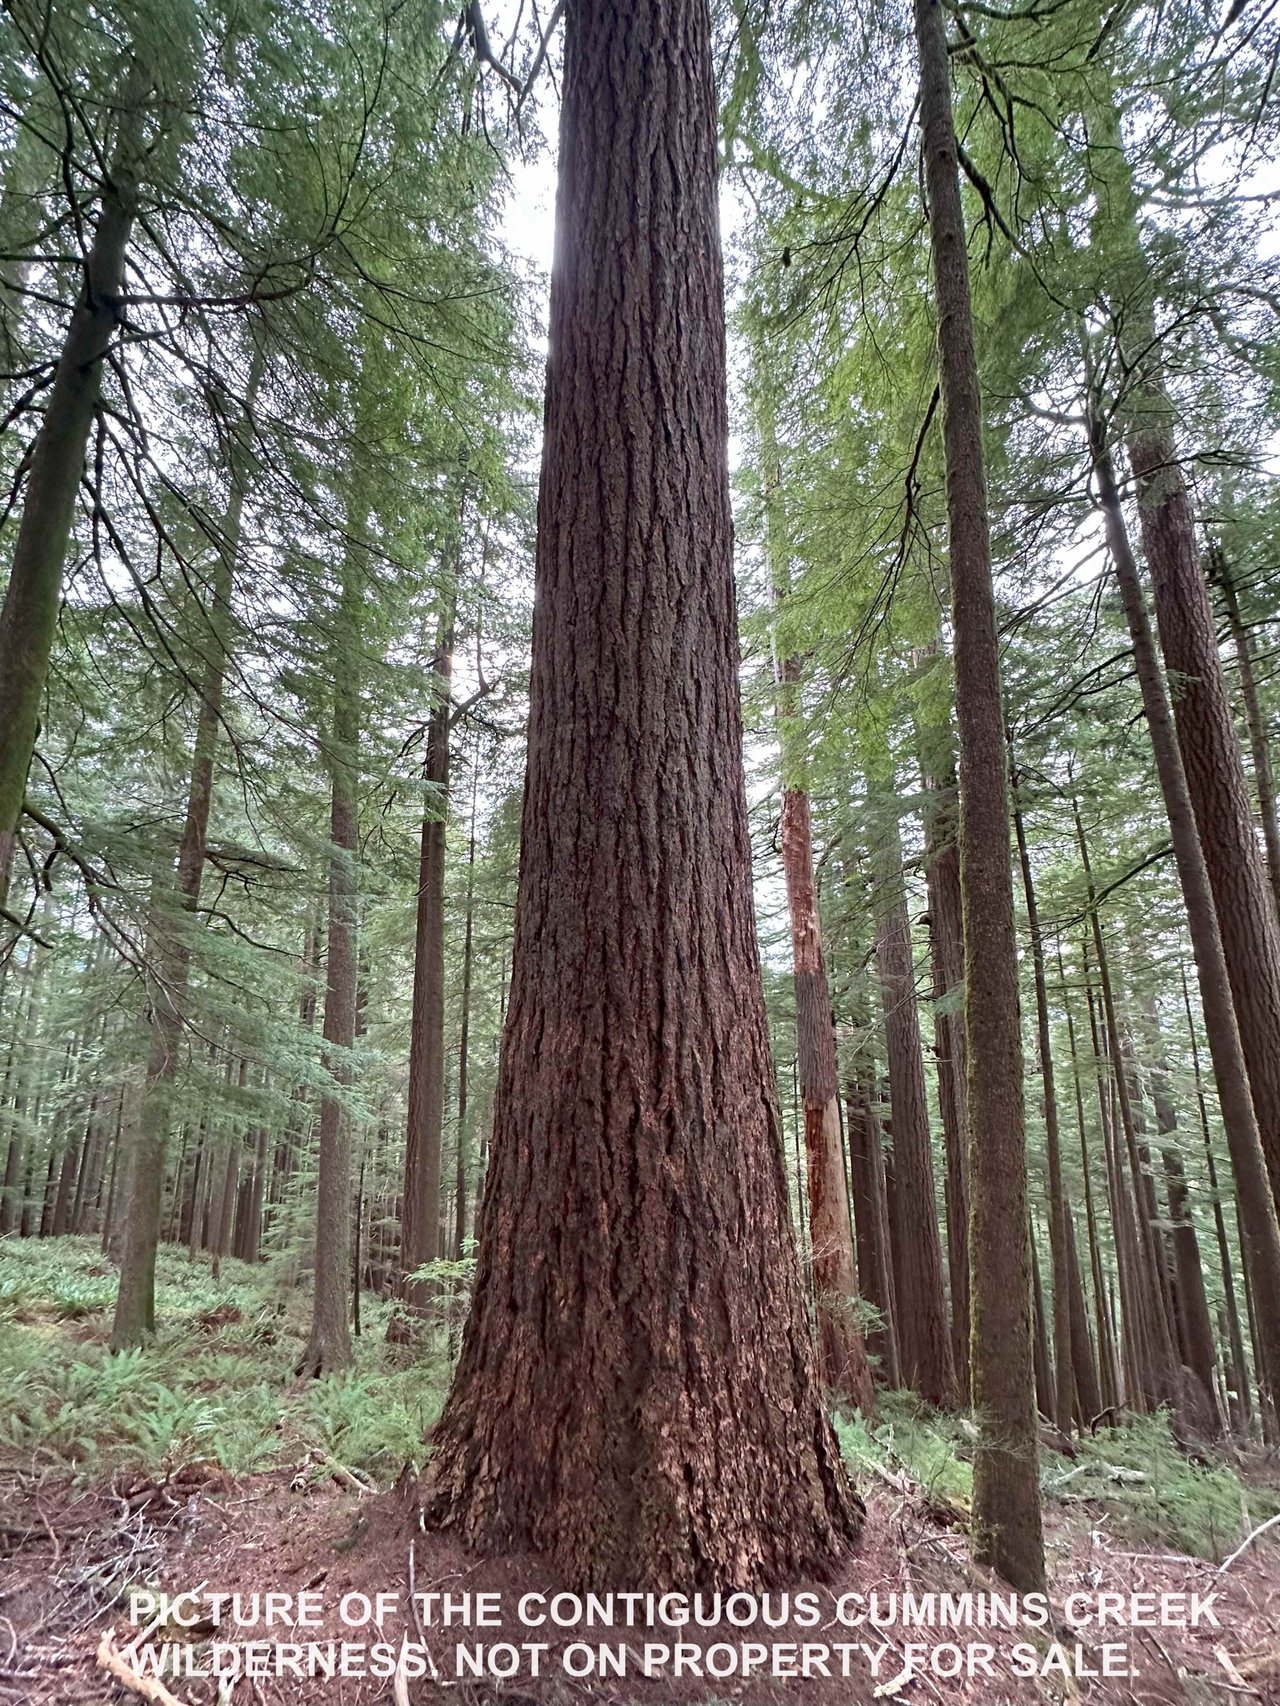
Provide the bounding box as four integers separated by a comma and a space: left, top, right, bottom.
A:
96, 1628, 191, 1706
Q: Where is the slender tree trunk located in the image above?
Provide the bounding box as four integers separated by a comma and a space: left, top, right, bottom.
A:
1183, 965, 1252, 1428
111, 346, 263, 1348
397, 581, 457, 1326
51, 1131, 79, 1238
1075, 811, 1182, 1413
1087, 412, 1280, 1400
763, 413, 873, 1412
452, 761, 479, 1263
1119, 1029, 1181, 1379
422, 0, 860, 1588
243, 1122, 269, 1264
913, 0, 1042, 1588
871, 795, 956, 1408
1138, 994, 1221, 1433
780, 782, 874, 1411
915, 686, 971, 1401
299, 547, 362, 1377
1012, 775, 1075, 1436
1058, 943, 1120, 1414
1031, 1239, 1055, 1421
1210, 547, 1280, 924
0, 71, 149, 910
846, 1072, 901, 1387
1066, 1211, 1104, 1426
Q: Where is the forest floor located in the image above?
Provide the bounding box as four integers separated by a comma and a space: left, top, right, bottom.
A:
2, 1240, 1279, 1706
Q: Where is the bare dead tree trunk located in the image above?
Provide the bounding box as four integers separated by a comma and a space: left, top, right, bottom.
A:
421, 0, 860, 1589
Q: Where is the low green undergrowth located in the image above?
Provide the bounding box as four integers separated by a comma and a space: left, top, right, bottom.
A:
839, 1390, 1280, 1563
1047, 1412, 1280, 1561
0, 1235, 447, 1481
3, 1238, 1277, 1568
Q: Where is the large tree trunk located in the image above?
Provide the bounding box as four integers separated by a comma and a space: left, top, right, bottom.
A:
421, 0, 860, 1590
395, 586, 456, 1327
913, 0, 1043, 1589
298, 553, 361, 1377
1088, 411, 1280, 1403
0, 71, 149, 911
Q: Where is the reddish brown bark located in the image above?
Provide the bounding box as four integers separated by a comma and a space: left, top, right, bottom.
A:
780, 787, 874, 1412
421, 0, 859, 1590
1127, 401, 1280, 1224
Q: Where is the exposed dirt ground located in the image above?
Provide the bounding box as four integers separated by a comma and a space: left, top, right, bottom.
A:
2, 1461, 1278, 1706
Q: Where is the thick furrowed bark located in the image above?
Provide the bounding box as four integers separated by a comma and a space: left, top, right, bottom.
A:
422, 0, 860, 1590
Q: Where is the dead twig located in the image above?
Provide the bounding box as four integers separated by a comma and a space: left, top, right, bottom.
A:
96, 1626, 193, 1706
